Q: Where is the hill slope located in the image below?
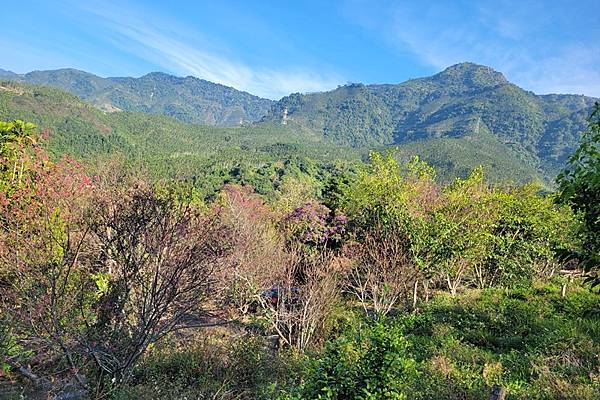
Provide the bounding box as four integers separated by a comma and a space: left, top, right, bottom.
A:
264, 62, 596, 178
1, 68, 274, 126
3, 63, 594, 182
0, 80, 363, 198
0, 80, 552, 187
3, 60, 596, 187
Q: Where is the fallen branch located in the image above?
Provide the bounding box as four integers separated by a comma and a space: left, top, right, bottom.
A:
1, 356, 51, 390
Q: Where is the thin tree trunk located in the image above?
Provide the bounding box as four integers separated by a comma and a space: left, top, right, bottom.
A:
412, 279, 418, 312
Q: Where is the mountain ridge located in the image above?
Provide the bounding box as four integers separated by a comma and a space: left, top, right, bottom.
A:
0, 68, 274, 126
0, 79, 556, 188
264, 62, 597, 177
1, 62, 597, 185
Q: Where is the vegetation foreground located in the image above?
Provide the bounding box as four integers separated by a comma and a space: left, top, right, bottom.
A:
1, 105, 599, 399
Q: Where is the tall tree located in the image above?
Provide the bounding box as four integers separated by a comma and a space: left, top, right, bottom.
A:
557, 102, 600, 288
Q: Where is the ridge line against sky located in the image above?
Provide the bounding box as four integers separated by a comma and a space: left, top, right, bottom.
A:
3, 0, 599, 99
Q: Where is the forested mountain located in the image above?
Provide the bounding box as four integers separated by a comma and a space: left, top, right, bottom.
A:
0, 68, 274, 125
1, 62, 596, 186
0, 80, 360, 199
0, 68, 20, 79
0, 79, 555, 187
265, 62, 596, 177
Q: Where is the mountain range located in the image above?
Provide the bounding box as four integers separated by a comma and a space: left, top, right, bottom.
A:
0, 62, 597, 187
264, 63, 596, 176
0, 68, 273, 125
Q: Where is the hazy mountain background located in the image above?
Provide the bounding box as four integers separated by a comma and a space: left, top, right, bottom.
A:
0, 68, 273, 125
1, 62, 596, 189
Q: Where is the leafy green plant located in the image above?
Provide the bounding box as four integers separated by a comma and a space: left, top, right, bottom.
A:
284, 284, 599, 400
557, 102, 600, 288
285, 320, 419, 400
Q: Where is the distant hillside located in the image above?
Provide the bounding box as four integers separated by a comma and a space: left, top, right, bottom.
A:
0, 80, 555, 188
3, 63, 594, 182
3, 61, 597, 187
0, 80, 362, 198
0, 68, 274, 126
0, 68, 20, 79
265, 62, 596, 179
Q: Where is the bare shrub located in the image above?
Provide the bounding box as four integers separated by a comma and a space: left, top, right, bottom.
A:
2, 179, 233, 396
217, 184, 285, 316
85, 182, 233, 386
346, 229, 420, 316
263, 245, 341, 352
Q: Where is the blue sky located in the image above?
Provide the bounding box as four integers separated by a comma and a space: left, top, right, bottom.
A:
2, 0, 599, 99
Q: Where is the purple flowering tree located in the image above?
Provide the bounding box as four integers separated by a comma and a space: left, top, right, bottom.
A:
281, 201, 347, 249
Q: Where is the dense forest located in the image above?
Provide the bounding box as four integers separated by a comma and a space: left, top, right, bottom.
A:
0, 95, 598, 400
2, 63, 598, 187
265, 63, 596, 182
0, 80, 364, 201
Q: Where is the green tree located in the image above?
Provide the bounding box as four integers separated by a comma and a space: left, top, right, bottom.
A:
435, 168, 496, 294
557, 102, 600, 288
0, 120, 37, 191
486, 185, 576, 287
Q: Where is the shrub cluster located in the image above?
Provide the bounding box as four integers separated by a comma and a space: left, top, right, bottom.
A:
0, 119, 597, 399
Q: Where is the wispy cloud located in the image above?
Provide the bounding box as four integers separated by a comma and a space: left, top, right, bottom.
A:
71, 2, 342, 99
344, 0, 600, 97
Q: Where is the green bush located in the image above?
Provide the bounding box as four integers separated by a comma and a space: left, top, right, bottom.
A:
285, 284, 599, 400
283, 320, 419, 399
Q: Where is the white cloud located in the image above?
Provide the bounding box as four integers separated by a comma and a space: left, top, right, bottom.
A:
344, 0, 600, 97
72, 2, 342, 99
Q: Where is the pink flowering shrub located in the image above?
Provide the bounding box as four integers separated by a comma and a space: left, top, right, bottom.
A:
281, 201, 347, 247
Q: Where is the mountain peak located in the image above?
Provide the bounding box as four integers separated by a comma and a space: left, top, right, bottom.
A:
25, 68, 98, 77
139, 71, 181, 82
434, 62, 508, 87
